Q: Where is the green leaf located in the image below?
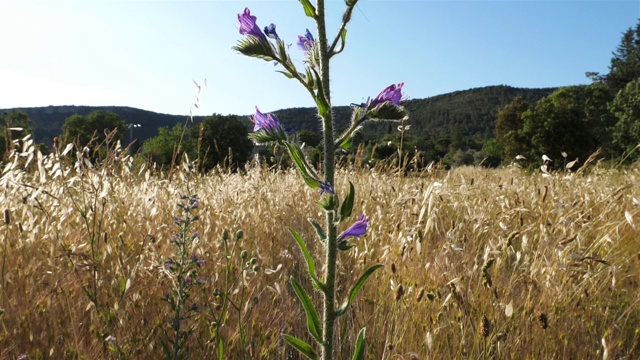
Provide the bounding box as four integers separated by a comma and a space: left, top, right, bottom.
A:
282, 334, 319, 360
336, 264, 383, 317
217, 335, 225, 360
298, 0, 317, 19
277, 70, 295, 79
352, 328, 366, 360
334, 28, 348, 56
311, 68, 330, 117
232, 37, 276, 62
339, 181, 355, 222
284, 142, 320, 189
366, 102, 409, 122
288, 228, 325, 291
308, 218, 327, 242
290, 277, 323, 344
337, 240, 355, 252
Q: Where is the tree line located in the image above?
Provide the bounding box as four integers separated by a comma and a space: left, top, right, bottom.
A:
484, 20, 640, 167
0, 110, 253, 171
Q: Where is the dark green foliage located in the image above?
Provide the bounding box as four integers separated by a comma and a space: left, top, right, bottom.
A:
61, 110, 126, 147
0, 105, 205, 147
142, 124, 196, 166
193, 114, 253, 171
0, 110, 33, 157
610, 79, 640, 161
520, 85, 615, 164
597, 20, 640, 94
494, 96, 530, 162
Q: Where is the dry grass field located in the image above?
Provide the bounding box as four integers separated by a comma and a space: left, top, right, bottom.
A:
1, 139, 639, 359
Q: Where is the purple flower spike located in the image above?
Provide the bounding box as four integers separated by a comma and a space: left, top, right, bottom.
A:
250, 107, 281, 132
238, 8, 265, 39
297, 29, 315, 53
371, 83, 405, 107
320, 182, 335, 195
338, 215, 369, 241
264, 23, 280, 41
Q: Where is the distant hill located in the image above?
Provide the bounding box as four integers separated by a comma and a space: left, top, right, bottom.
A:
272, 85, 556, 143
0, 105, 206, 146
2, 85, 556, 148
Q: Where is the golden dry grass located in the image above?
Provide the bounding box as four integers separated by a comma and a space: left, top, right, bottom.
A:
1, 140, 639, 359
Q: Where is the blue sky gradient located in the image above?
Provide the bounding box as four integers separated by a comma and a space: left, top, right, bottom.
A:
1, 0, 638, 116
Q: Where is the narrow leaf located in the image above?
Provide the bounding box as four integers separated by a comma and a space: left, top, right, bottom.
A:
288, 228, 324, 290
340, 181, 355, 222
284, 142, 320, 189
351, 328, 366, 360
308, 218, 327, 242
290, 277, 323, 343
283, 334, 319, 360
217, 336, 225, 360
336, 264, 383, 316
298, 0, 317, 18
311, 67, 330, 117
334, 28, 347, 55
277, 70, 295, 79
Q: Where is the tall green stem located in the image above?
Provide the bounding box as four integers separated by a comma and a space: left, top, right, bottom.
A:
316, 1, 337, 359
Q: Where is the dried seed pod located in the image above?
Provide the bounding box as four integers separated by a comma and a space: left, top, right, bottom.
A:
481, 315, 491, 338
416, 288, 425, 303
538, 312, 548, 330
395, 284, 404, 301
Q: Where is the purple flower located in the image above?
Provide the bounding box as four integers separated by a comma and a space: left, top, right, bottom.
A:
371, 83, 405, 107
264, 23, 280, 41
338, 215, 369, 241
297, 29, 314, 54
238, 8, 265, 39
320, 182, 335, 195
250, 107, 281, 132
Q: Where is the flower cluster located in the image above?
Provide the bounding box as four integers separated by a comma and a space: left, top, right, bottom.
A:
297, 29, 315, 55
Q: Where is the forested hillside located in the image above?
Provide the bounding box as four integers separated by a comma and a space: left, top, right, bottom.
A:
2, 85, 553, 151
0, 105, 205, 146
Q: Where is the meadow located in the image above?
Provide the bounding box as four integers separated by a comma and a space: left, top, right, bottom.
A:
1, 138, 639, 359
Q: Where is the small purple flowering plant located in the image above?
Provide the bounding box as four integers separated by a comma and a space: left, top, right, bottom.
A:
234, 2, 408, 359
161, 193, 261, 359
160, 193, 204, 358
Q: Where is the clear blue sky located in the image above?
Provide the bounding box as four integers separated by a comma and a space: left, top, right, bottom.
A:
1, 0, 638, 116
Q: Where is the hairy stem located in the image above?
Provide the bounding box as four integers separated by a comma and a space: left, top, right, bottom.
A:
316, 1, 337, 359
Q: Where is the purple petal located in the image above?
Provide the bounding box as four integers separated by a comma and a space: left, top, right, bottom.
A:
338, 215, 369, 241
238, 8, 265, 39
371, 83, 405, 107
250, 107, 281, 132
264, 23, 280, 41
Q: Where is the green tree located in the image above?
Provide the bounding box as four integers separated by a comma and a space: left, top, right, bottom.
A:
1, 110, 34, 157
61, 110, 126, 147
521, 86, 609, 164
494, 96, 530, 161
193, 114, 253, 171
610, 79, 640, 161
589, 19, 640, 94
142, 123, 196, 166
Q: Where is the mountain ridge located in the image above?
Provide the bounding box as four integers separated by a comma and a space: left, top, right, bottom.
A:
1, 84, 557, 147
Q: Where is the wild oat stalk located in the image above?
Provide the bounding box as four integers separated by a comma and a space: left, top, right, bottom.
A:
233, 1, 408, 358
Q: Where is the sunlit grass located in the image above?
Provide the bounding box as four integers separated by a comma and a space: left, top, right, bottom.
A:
1, 139, 639, 358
